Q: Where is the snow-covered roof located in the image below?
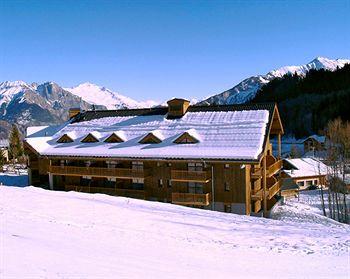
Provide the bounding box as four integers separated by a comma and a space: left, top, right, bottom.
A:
304, 135, 326, 143
283, 158, 328, 178
0, 139, 9, 148
25, 105, 273, 161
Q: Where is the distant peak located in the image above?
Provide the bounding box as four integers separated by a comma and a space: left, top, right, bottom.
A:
0, 80, 28, 87
76, 82, 99, 87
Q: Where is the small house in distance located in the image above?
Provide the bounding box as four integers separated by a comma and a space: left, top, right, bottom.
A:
0, 139, 9, 162
303, 135, 326, 153
282, 158, 328, 190
24, 99, 284, 217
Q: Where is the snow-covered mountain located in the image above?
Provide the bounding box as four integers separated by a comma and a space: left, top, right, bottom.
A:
200, 57, 350, 105
0, 81, 93, 134
0, 80, 159, 137
65, 82, 158, 110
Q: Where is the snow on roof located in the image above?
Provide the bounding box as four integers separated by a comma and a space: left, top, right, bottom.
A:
283, 158, 328, 178
185, 129, 201, 142
25, 109, 270, 160
147, 130, 165, 141
304, 135, 326, 143
0, 139, 9, 148
85, 131, 102, 141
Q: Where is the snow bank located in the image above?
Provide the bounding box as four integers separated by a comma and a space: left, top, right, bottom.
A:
1, 186, 349, 278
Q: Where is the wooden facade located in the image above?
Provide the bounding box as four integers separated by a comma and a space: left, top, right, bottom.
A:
24, 103, 284, 217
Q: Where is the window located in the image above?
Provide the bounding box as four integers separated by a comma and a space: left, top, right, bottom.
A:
313, 180, 318, 185
158, 179, 163, 187
173, 131, 199, 144
297, 181, 305, 187
225, 164, 230, 169
104, 133, 124, 143
132, 161, 143, 170
224, 182, 230, 191
188, 182, 203, 194
57, 134, 74, 143
306, 180, 313, 186
188, 162, 203, 171
139, 132, 162, 144
81, 133, 99, 143
168, 180, 172, 188
224, 204, 232, 213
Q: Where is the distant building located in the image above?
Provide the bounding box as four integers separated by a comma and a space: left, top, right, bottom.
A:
282, 158, 328, 190
303, 135, 326, 154
24, 100, 284, 217
0, 139, 9, 162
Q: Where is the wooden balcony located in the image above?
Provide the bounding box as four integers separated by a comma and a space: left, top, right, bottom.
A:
251, 188, 263, 201
172, 192, 211, 206
65, 185, 145, 199
251, 179, 281, 201
251, 169, 262, 180
170, 170, 210, 183
267, 179, 281, 199
49, 165, 149, 179
267, 160, 282, 177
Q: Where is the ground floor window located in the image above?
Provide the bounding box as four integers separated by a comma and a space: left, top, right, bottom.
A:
306, 180, 313, 186
297, 181, 304, 187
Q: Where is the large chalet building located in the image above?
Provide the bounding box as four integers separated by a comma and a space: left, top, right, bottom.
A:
24, 99, 284, 217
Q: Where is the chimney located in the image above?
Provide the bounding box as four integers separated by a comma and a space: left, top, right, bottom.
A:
69, 108, 81, 119
167, 98, 190, 119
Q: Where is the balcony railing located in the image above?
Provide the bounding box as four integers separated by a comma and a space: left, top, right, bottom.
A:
267, 160, 282, 177
267, 180, 281, 199
65, 185, 145, 199
170, 170, 210, 183
49, 165, 149, 179
172, 192, 211, 206
251, 188, 263, 201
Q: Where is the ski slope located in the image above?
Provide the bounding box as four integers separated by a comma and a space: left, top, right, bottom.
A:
0, 185, 349, 279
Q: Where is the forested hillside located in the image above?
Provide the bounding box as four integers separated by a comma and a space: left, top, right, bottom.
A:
251, 64, 350, 138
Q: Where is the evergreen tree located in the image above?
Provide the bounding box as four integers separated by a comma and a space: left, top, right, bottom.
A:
9, 124, 24, 163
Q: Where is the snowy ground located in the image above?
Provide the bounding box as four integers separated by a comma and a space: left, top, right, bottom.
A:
1, 182, 349, 278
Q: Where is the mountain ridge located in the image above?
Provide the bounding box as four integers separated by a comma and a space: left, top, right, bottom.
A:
200, 57, 350, 105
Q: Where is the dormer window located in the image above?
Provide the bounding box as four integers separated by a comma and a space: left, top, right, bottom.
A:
173, 129, 200, 144
57, 134, 74, 143
139, 130, 164, 144
81, 132, 101, 143
104, 131, 126, 143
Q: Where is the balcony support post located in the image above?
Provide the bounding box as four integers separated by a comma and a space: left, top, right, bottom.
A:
49, 173, 54, 190
277, 133, 282, 159
263, 155, 267, 217
211, 165, 215, 210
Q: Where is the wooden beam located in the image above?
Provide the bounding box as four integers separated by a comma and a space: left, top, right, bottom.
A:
263, 155, 267, 217
278, 133, 281, 159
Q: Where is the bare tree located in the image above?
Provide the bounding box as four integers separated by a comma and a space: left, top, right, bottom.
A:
325, 118, 349, 224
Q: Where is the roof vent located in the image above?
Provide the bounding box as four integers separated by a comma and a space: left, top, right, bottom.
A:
167, 98, 190, 119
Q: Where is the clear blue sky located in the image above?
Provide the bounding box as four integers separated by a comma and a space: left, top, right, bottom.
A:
0, 0, 349, 101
